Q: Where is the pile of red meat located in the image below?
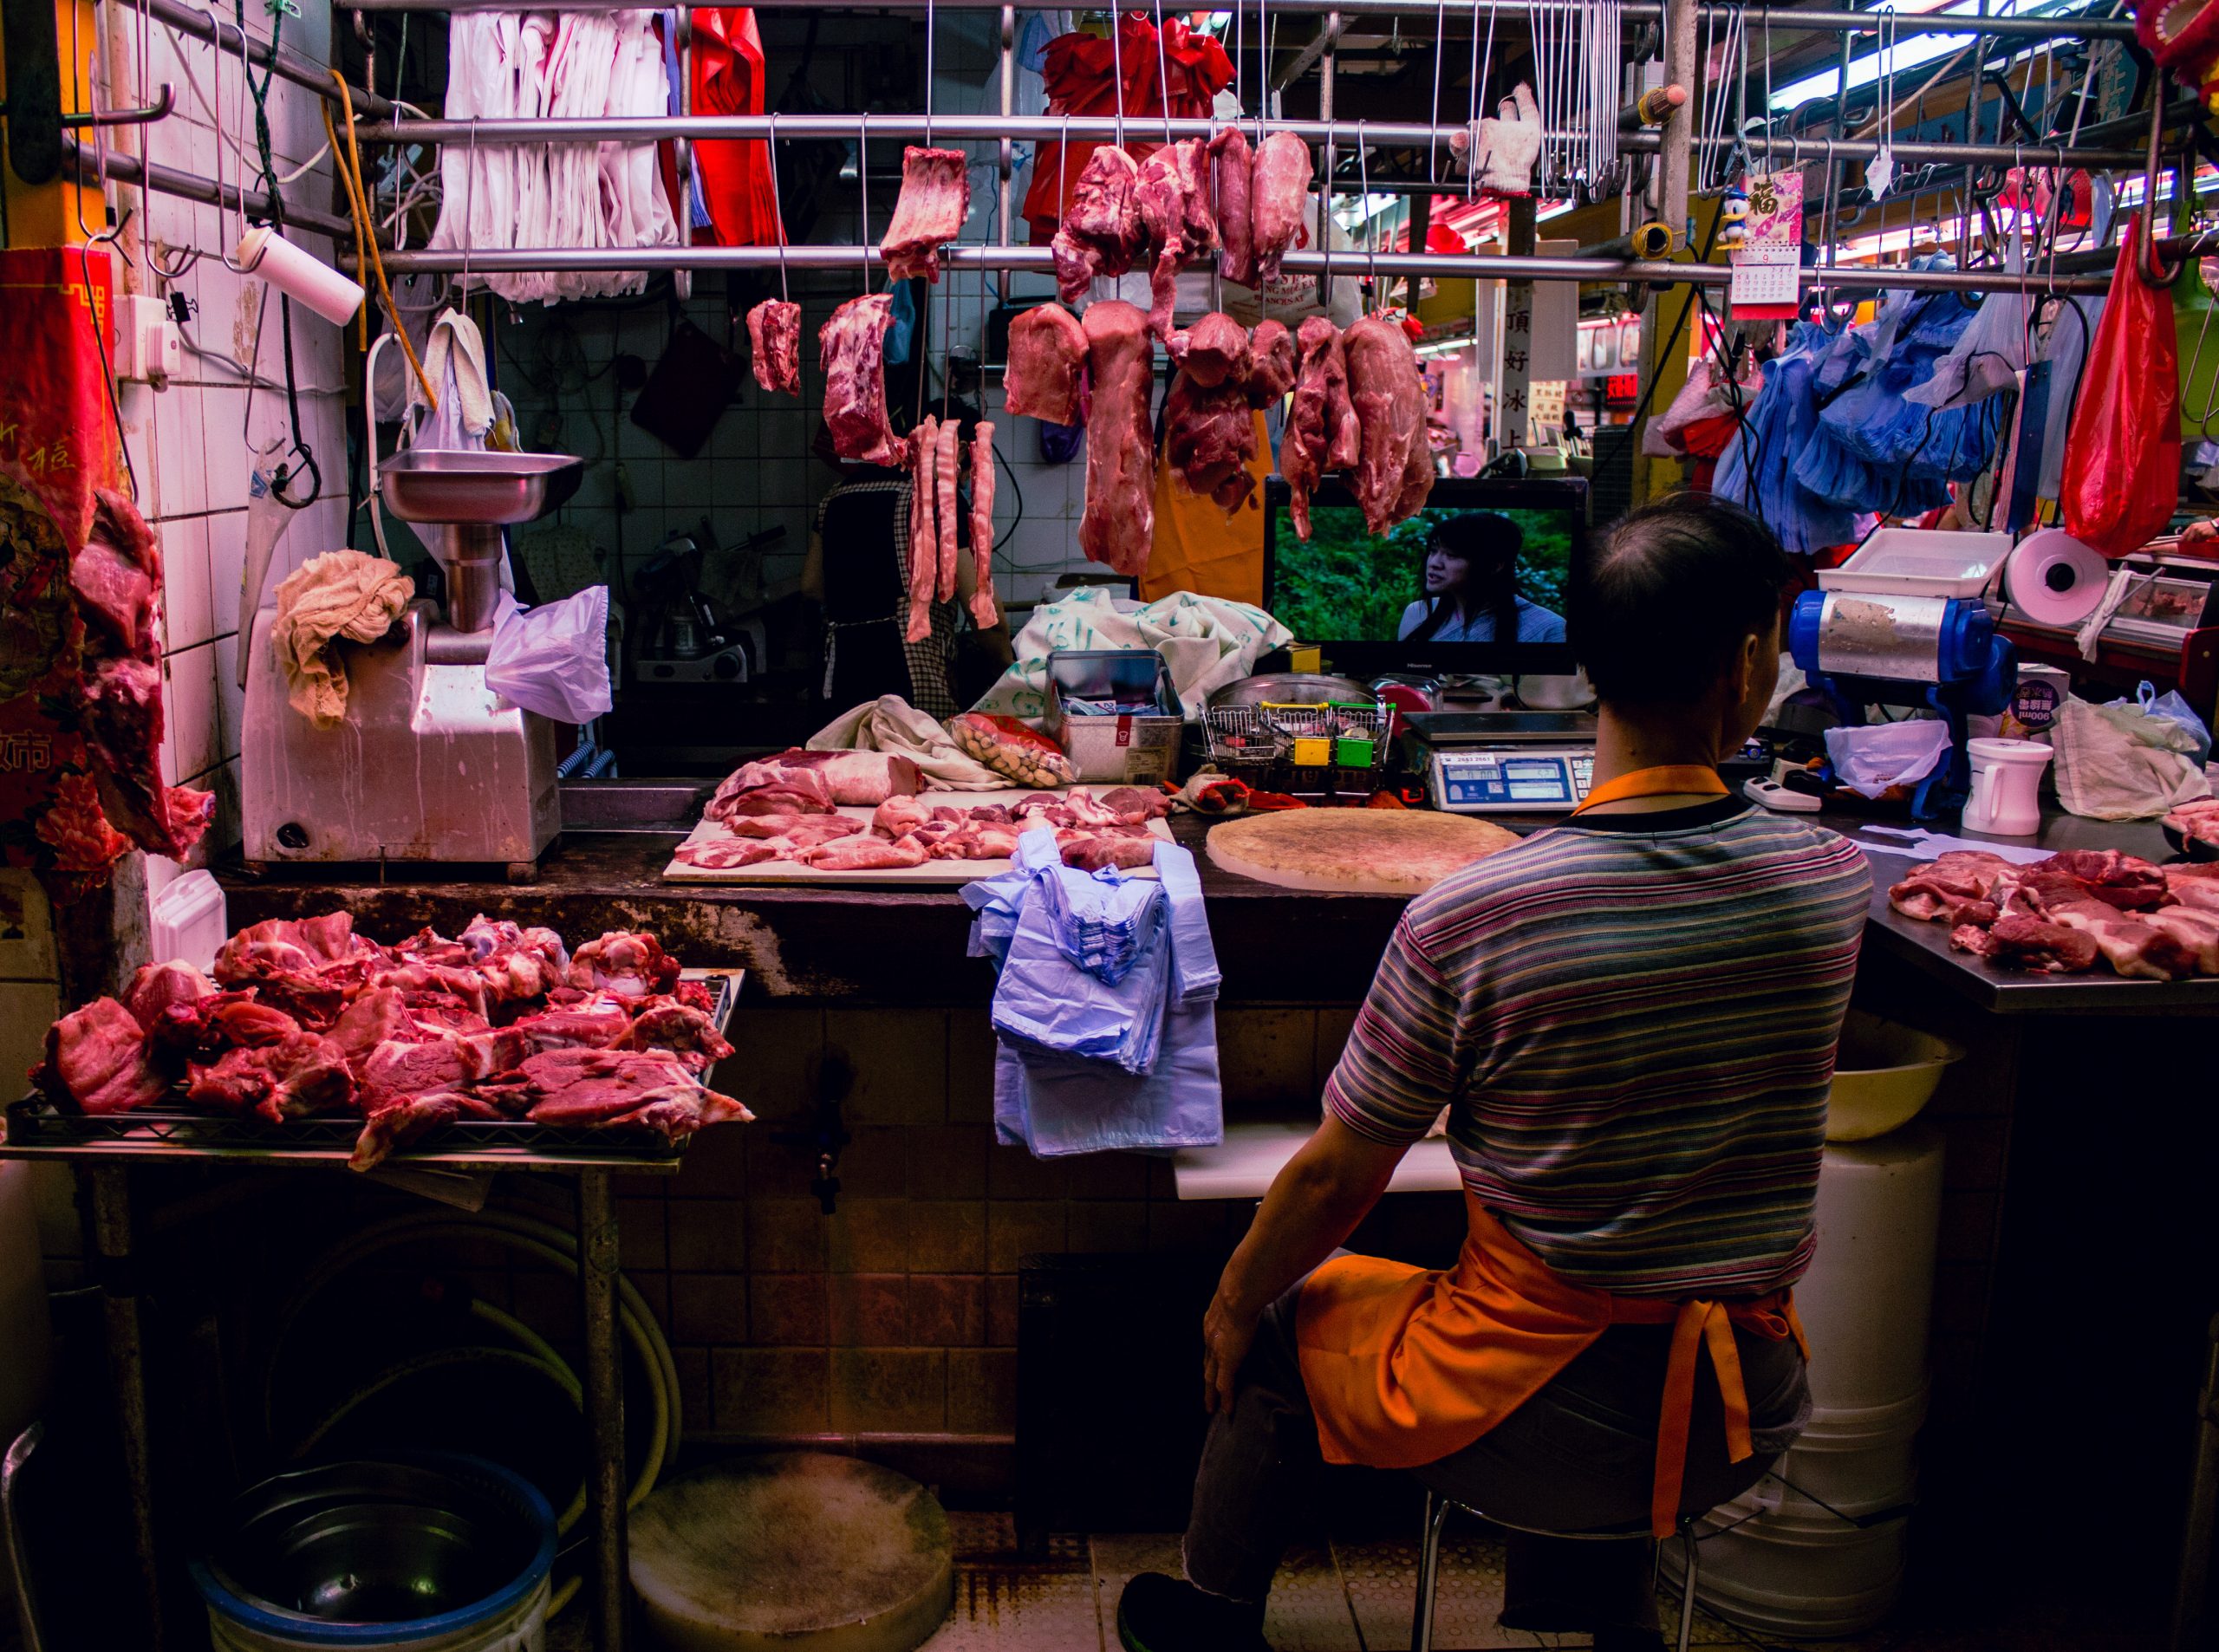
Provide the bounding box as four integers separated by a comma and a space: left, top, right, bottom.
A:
1889, 849, 2219, 980
679, 745, 1171, 873
33, 914, 747, 1171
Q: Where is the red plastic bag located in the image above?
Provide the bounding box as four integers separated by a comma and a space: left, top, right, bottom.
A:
2061, 217, 2182, 556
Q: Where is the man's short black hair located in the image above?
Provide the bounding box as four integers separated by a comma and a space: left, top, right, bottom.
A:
1570, 492, 1798, 706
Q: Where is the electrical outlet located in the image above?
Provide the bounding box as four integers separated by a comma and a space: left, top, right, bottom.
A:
115, 294, 182, 386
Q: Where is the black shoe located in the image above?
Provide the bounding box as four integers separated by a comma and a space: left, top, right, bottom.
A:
1116, 1571, 1271, 1652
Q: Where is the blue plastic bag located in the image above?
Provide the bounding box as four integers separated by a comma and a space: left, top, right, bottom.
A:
2140, 681, 2213, 765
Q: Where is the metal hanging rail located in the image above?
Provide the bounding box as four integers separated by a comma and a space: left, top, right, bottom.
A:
66, 136, 357, 241
349, 111, 2149, 172
141, 0, 393, 118
348, 240, 2114, 295
333, 0, 2133, 37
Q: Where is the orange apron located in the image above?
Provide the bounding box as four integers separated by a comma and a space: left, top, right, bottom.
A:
1295, 764, 1809, 1539
1139, 415, 1272, 605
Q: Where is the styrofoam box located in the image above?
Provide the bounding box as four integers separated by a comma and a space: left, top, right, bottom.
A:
1817, 529, 2011, 599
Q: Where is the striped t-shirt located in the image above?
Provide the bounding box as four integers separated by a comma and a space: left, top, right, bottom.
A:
1324, 798, 1871, 1298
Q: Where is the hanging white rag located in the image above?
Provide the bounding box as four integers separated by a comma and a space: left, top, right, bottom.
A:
414, 309, 498, 446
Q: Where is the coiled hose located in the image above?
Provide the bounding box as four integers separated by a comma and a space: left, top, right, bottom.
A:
260, 1210, 680, 1616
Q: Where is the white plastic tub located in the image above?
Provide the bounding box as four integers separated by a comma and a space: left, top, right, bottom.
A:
1818, 528, 2010, 599
1798, 1125, 1946, 1415
1772, 1385, 1927, 1517
1674, 1488, 1912, 1638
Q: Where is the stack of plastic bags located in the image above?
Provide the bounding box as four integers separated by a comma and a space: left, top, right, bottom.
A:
964, 830, 1224, 1158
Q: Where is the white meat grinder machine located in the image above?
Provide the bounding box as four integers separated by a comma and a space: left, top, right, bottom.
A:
243, 446, 584, 877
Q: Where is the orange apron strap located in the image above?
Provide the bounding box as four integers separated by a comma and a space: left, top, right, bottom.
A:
1784, 1296, 1812, 1363
1702, 1306, 1755, 1465
1650, 1300, 1710, 1538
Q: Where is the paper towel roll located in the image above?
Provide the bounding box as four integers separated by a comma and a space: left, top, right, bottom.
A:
236, 228, 365, 328
2005, 529, 2109, 627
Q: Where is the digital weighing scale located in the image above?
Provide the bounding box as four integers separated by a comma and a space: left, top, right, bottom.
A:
1404, 712, 1599, 814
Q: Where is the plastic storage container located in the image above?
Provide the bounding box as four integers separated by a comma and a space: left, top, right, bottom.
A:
1678, 1488, 1912, 1638
1818, 528, 2010, 598
1797, 1123, 1947, 1414
1045, 650, 1182, 785
1825, 1011, 1962, 1142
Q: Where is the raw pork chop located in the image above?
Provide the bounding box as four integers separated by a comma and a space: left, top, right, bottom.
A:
872, 795, 934, 837
37, 997, 170, 1114
906, 413, 940, 644
1136, 138, 1218, 341
881, 146, 971, 282
1250, 133, 1313, 283
1208, 127, 1254, 284
479, 1048, 750, 1131
2047, 901, 2201, 980
2165, 864, 2219, 914
1246, 320, 1297, 407
746, 299, 801, 395
569, 932, 682, 998
1887, 851, 2015, 923
1003, 304, 1088, 426
706, 759, 836, 822
1164, 368, 1258, 514
819, 295, 907, 466
1282, 317, 1361, 539
123, 960, 217, 1032
620, 1000, 735, 1070
187, 1032, 355, 1124
1168, 311, 1251, 388
1078, 301, 1157, 576
1949, 914, 2099, 973
1051, 146, 1147, 302
970, 421, 1000, 628
675, 837, 788, 870
1059, 830, 1160, 872
1343, 314, 1435, 534
802, 834, 929, 871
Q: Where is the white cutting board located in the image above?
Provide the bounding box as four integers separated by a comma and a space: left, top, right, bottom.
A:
660, 788, 1173, 885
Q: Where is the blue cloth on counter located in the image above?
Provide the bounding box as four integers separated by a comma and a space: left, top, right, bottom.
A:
965, 829, 1224, 1158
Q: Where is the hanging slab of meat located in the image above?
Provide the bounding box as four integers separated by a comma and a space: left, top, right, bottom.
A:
1078, 300, 1158, 577
1136, 138, 1218, 341
1051, 146, 1147, 303
36, 997, 170, 1114
1209, 126, 1255, 285
881, 146, 972, 282
819, 295, 907, 467
1003, 304, 1088, 426
935, 417, 964, 602
1246, 320, 1297, 407
970, 421, 1000, 628
746, 299, 802, 396
1251, 132, 1314, 283
905, 414, 940, 645
1283, 317, 1362, 540
1343, 314, 1436, 534
1164, 369, 1259, 515
70, 491, 212, 862
1168, 310, 1251, 389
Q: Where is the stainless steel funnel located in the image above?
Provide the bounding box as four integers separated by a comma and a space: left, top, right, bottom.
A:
375, 450, 583, 633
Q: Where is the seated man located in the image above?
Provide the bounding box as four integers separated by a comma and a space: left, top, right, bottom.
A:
1118, 493, 1872, 1652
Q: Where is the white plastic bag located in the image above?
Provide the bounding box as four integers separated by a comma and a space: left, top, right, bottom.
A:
2051, 695, 2213, 820
1824, 719, 1953, 799
484, 585, 614, 724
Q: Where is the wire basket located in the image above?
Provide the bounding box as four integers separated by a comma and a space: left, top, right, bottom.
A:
1202, 699, 1393, 792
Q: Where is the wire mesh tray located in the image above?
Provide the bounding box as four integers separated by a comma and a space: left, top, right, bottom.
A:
3, 1098, 687, 1160
1203, 699, 1392, 776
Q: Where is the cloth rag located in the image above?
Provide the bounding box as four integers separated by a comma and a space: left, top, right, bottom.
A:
271, 550, 417, 728
809, 694, 1005, 790
970, 587, 1292, 725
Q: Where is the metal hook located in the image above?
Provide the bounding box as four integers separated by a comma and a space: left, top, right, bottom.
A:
62, 81, 174, 128
1357, 124, 1380, 302
858, 113, 873, 285
2140, 97, 2187, 289
768, 109, 790, 302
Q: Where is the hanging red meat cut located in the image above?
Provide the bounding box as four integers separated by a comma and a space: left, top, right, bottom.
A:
881, 146, 972, 282
1136, 137, 1218, 340
819, 295, 906, 466
935, 417, 963, 602
1282, 317, 1362, 539
1251, 132, 1314, 283
1168, 310, 1251, 388
1164, 369, 1258, 514
905, 413, 940, 643
970, 421, 1000, 628
1209, 126, 1254, 284
746, 298, 801, 395
1003, 303, 1089, 426
1051, 146, 1147, 303
1342, 314, 1435, 534
1246, 320, 1298, 406
1077, 300, 1157, 576
71, 491, 212, 862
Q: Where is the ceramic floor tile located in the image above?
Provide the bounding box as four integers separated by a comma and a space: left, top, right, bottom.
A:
923, 1516, 1103, 1651
1333, 1532, 1578, 1651
1090, 1533, 1363, 1652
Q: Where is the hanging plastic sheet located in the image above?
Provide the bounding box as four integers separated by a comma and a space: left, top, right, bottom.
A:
2060, 218, 2183, 557
1713, 322, 1859, 556
687, 7, 783, 248
1903, 236, 2029, 411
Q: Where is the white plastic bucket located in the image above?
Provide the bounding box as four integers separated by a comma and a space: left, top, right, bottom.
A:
205, 1577, 548, 1652
1798, 1124, 1946, 1415
1675, 1488, 1912, 1638
1780, 1387, 1928, 1512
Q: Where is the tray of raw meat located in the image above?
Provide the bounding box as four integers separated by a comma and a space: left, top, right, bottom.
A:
1886, 847, 2219, 980
666, 749, 1175, 884
16, 915, 748, 1171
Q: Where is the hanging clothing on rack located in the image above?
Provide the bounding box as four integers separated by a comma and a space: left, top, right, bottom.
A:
1019, 14, 1233, 244
685, 7, 784, 248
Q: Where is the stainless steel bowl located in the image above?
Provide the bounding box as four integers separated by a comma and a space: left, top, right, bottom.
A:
377, 450, 584, 527
1207, 673, 1373, 710
192, 1458, 553, 1629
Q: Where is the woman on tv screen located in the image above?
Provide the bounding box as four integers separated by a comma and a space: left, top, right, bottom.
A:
1397, 511, 1569, 644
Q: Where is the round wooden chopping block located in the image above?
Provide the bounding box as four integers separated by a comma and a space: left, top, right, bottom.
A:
1205, 809, 1521, 894
628, 1454, 953, 1652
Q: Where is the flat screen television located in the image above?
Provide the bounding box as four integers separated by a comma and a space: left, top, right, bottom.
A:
1262, 476, 1591, 678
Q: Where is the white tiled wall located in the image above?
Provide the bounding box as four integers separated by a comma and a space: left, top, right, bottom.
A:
105, 0, 351, 901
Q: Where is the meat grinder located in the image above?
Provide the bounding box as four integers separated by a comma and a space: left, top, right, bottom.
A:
243, 449, 584, 876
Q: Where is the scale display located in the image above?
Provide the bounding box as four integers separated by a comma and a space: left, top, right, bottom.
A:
1428, 748, 1594, 811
